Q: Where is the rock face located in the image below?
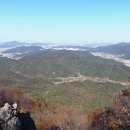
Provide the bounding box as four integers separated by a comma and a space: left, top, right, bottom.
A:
17, 112, 36, 130
0, 103, 20, 130
0, 103, 36, 130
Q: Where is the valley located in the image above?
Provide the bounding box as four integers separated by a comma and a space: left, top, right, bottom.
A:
0, 42, 130, 129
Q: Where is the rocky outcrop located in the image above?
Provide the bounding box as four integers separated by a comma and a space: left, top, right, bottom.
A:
0, 103, 36, 130
0, 103, 20, 130
17, 112, 36, 130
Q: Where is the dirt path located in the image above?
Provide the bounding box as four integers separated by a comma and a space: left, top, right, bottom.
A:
53, 74, 129, 85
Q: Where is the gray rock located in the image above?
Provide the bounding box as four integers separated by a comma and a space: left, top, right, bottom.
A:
0, 103, 20, 130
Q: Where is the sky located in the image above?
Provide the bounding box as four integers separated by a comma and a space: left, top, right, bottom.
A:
0, 0, 130, 44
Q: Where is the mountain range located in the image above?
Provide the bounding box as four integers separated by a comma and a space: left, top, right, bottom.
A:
0, 41, 130, 59
0, 41, 130, 83
90, 42, 130, 59
0, 49, 130, 82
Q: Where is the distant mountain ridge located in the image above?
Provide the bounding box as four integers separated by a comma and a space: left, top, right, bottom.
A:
91, 42, 130, 59
3, 46, 45, 59
0, 41, 130, 67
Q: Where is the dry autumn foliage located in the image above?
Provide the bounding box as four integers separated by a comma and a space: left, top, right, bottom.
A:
39, 106, 89, 130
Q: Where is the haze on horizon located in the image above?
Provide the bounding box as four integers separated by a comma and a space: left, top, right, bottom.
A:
0, 0, 130, 44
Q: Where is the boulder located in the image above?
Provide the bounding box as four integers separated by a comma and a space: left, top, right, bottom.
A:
0, 103, 36, 130
0, 103, 20, 130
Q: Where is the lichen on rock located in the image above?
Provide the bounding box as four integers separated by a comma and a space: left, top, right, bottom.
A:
0, 103, 20, 130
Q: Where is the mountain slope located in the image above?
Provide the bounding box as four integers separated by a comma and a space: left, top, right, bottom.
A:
4, 46, 44, 54
2, 46, 44, 59
11, 50, 130, 81
91, 42, 130, 59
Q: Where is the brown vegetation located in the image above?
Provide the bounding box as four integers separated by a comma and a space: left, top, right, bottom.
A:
38, 79, 130, 130
0, 87, 36, 110
39, 106, 89, 130
0, 84, 130, 130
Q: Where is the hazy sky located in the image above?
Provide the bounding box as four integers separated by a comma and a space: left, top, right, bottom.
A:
0, 0, 130, 43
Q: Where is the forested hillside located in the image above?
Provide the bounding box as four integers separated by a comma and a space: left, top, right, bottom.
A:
0, 50, 129, 82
